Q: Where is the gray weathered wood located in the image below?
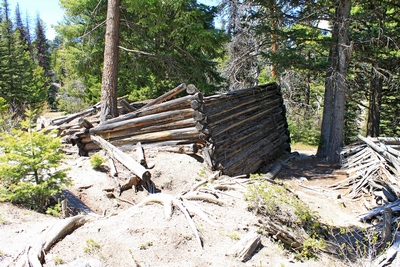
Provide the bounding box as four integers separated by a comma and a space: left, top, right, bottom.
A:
226, 232, 261, 262
91, 135, 151, 181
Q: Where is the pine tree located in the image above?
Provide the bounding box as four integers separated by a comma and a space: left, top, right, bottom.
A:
34, 15, 50, 76
0, 0, 47, 115
0, 109, 71, 212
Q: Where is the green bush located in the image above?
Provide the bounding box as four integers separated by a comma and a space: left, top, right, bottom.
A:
90, 153, 106, 169
0, 110, 71, 213
245, 175, 326, 259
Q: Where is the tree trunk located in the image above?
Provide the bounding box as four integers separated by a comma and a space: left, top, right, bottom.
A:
269, 1, 279, 79
100, 0, 120, 123
367, 67, 383, 137
317, 0, 352, 162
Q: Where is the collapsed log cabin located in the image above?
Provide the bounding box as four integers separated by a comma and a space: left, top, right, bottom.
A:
47, 82, 290, 176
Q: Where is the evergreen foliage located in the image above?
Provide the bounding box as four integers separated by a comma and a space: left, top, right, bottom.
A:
54, 0, 227, 110
0, 0, 48, 115
0, 110, 71, 212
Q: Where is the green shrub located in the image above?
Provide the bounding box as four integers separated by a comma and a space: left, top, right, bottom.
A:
0, 110, 71, 213
84, 238, 101, 254
90, 153, 106, 169
245, 175, 326, 259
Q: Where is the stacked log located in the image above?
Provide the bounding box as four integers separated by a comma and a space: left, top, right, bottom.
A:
50, 82, 290, 176
333, 135, 400, 203
193, 83, 291, 176
64, 84, 204, 155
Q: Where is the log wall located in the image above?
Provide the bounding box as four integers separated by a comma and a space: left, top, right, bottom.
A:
53, 82, 290, 176
196, 82, 291, 176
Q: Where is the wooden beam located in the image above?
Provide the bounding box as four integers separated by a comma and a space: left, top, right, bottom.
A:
91, 135, 151, 181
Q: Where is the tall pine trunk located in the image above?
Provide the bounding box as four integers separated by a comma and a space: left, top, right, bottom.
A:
317, 0, 352, 162
367, 66, 383, 137
100, 0, 120, 123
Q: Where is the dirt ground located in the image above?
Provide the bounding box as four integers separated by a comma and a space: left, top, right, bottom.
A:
0, 146, 370, 267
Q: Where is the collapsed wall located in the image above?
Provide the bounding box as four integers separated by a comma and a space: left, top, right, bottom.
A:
47, 82, 290, 176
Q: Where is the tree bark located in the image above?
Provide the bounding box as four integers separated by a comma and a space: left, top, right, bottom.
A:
100, 0, 120, 123
367, 66, 383, 137
317, 0, 352, 162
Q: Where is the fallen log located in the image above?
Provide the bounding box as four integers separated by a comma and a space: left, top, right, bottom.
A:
91, 135, 151, 181
357, 135, 400, 175
25, 215, 90, 267
226, 232, 261, 262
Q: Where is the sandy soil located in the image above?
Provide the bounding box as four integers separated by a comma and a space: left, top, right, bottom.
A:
0, 146, 370, 267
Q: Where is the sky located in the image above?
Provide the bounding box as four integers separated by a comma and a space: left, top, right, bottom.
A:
7, 0, 219, 41
8, 0, 64, 40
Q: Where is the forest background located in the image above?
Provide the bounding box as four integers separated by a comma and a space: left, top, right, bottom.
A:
0, 0, 399, 159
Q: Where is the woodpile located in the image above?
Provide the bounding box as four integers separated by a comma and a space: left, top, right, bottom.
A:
332, 135, 400, 266
331, 135, 400, 204
45, 82, 290, 177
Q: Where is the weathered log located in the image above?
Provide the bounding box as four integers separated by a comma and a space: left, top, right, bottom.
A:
220, 132, 290, 175
80, 118, 196, 144
203, 83, 278, 111
259, 217, 303, 250
190, 99, 203, 110
226, 232, 261, 262
203, 89, 281, 120
372, 137, 400, 145
141, 83, 187, 109
212, 110, 285, 152
90, 108, 194, 134
119, 99, 137, 112
85, 127, 200, 152
382, 207, 392, 246
186, 84, 199, 95
91, 135, 151, 181
52, 104, 100, 126
78, 118, 94, 129
210, 104, 284, 141
136, 142, 145, 165
206, 97, 282, 127
110, 127, 200, 147
357, 135, 400, 174
27, 215, 89, 266
226, 140, 290, 177
359, 199, 400, 222
213, 121, 286, 163
97, 92, 202, 125
155, 143, 198, 154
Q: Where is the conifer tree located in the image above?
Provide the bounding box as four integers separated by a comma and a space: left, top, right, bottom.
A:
0, 0, 47, 114
34, 15, 50, 76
